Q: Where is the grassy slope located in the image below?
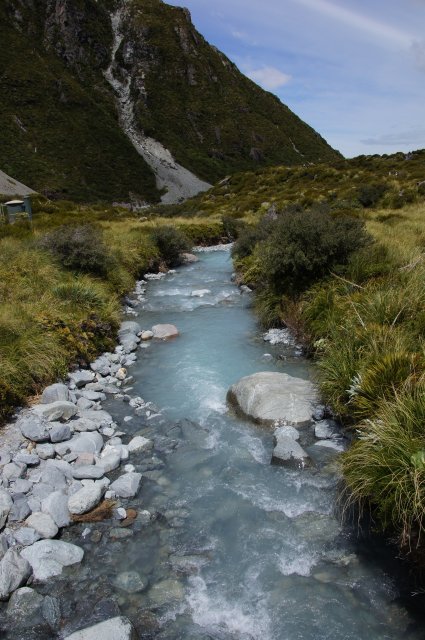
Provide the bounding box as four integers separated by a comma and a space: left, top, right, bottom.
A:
128, 0, 340, 183
0, 199, 224, 423
0, 2, 159, 202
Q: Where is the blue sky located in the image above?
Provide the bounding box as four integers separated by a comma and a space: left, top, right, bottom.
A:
167, 0, 425, 158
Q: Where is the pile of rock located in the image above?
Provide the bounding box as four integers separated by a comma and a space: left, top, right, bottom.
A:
0, 318, 178, 603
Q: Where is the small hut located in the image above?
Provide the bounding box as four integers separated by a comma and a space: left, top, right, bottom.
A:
0, 196, 32, 224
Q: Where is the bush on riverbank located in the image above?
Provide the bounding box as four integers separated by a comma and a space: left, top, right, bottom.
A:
150, 225, 190, 267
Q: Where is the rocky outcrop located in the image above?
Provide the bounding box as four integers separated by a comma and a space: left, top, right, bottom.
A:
227, 372, 317, 426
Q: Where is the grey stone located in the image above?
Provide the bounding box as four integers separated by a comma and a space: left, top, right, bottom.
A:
54, 442, 72, 457
97, 452, 121, 473
36, 443, 55, 460
64, 616, 137, 640
26, 512, 58, 539
13, 528, 41, 546
227, 372, 317, 426
27, 497, 41, 513
9, 494, 31, 521
14, 453, 40, 466
118, 321, 141, 338
41, 384, 70, 405
314, 420, 338, 439
0, 451, 11, 467
41, 491, 70, 528
72, 466, 105, 480
72, 417, 98, 432
21, 540, 84, 581
69, 432, 104, 455
68, 483, 104, 515
42, 595, 61, 629
80, 390, 106, 402
274, 425, 300, 441
6, 586, 43, 617
0, 533, 8, 560
49, 423, 72, 443
69, 370, 95, 388
10, 478, 32, 494
127, 436, 153, 453
109, 528, 133, 539
272, 435, 311, 469
90, 356, 112, 376
113, 571, 147, 593
152, 324, 179, 339
77, 397, 94, 411
3, 461, 26, 482
0, 549, 32, 600
32, 482, 56, 500
110, 473, 141, 498
314, 439, 345, 452
148, 579, 184, 607
18, 414, 50, 442
0, 489, 13, 529
76, 410, 113, 428
32, 401, 77, 422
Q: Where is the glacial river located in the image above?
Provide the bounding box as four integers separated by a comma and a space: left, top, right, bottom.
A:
3, 247, 423, 639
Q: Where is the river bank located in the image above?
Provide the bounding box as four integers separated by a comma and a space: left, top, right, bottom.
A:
1, 247, 424, 639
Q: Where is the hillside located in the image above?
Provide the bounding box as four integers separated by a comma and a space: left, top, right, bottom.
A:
0, 0, 340, 203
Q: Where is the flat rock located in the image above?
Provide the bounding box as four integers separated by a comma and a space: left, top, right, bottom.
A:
14, 452, 40, 466
0, 489, 13, 529
21, 540, 84, 581
18, 415, 50, 443
0, 548, 32, 600
41, 383, 70, 405
69, 432, 104, 455
65, 616, 136, 640
274, 425, 300, 441
227, 372, 317, 426
76, 410, 113, 428
152, 324, 179, 339
26, 512, 58, 539
127, 436, 153, 453
68, 483, 104, 515
72, 465, 105, 480
110, 473, 141, 499
69, 370, 95, 388
13, 528, 41, 546
271, 435, 311, 469
41, 491, 71, 528
32, 401, 77, 422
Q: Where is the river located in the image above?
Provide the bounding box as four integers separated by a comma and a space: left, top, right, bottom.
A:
2, 246, 423, 639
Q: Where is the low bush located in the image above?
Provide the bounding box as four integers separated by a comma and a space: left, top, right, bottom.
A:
357, 183, 387, 208
40, 225, 113, 277
150, 225, 190, 267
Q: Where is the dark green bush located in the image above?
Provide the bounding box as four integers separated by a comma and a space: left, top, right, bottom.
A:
357, 183, 387, 208
150, 225, 190, 267
231, 217, 275, 260
40, 225, 113, 277
259, 209, 371, 296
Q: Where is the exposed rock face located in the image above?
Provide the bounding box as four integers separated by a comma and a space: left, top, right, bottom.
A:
227, 372, 317, 426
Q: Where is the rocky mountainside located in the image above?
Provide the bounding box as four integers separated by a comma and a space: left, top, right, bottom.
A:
0, 0, 341, 203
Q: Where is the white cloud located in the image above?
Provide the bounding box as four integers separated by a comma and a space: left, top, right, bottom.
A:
246, 66, 292, 90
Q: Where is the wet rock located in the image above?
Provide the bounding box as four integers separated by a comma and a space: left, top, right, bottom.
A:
274, 425, 300, 441
32, 401, 77, 422
227, 372, 317, 426
141, 330, 154, 341
18, 414, 50, 443
69, 370, 95, 388
109, 528, 133, 540
13, 528, 41, 546
314, 420, 338, 439
110, 473, 141, 498
9, 494, 31, 521
113, 570, 147, 593
41, 383, 70, 405
72, 465, 105, 480
148, 578, 184, 607
152, 324, 179, 339
26, 512, 58, 539
0, 548, 32, 599
68, 482, 105, 515
42, 594, 61, 630
49, 423, 72, 443
127, 436, 153, 453
169, 554, 207, 575
64, 616, 137, 640
0, 489, 13, 529
271, 435, 311, 469
182, 252, 199, 263
41, 491, 71, 528
21, 540, 84, 581
6, 586, 43, 618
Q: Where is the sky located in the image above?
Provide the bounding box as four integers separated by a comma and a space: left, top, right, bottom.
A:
166, 0, 425, 158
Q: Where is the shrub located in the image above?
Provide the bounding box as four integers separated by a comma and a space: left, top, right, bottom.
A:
356, 183, 387, 208
258, 209, 371, 296
150, 225, 190, 267
40, 225, 113, 276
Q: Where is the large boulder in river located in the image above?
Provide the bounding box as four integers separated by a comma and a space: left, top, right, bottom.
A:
152, 324, 179, 339
65, 616, 137, 640
271, 434, 311, 469
227, 372, 316, 426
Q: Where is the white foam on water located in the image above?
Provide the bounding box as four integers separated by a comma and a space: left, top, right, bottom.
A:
187, 576, 273, 640
195, 244, 233, 252
231, 484, 330, 519
263, 328, 295, 346
239, 434, 269, 465
278, 547, 318, 577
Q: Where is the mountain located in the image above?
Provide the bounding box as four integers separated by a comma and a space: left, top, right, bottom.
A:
0, 0, 341, 203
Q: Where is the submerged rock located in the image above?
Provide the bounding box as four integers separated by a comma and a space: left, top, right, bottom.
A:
271, 435, 311, 469
113, 571, 147, 593
64, 616, 137, 640
227, 372, 317, 426
6, 586, 43, 618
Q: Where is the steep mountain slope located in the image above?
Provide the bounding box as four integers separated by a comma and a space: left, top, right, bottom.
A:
0, 0, 341, 203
